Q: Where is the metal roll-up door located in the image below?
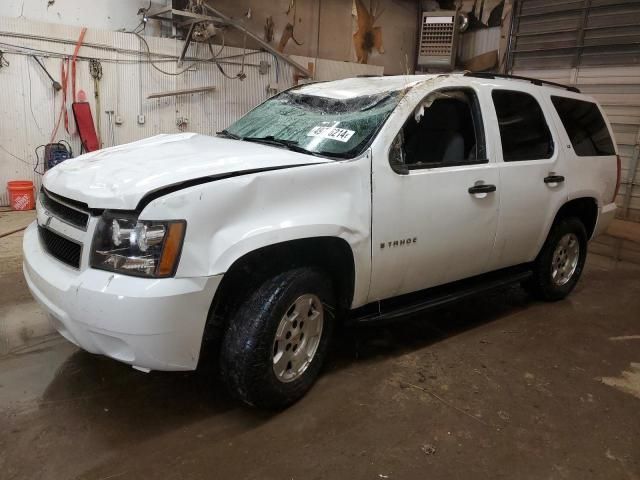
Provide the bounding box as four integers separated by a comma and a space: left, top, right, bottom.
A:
506, 0, 640, 261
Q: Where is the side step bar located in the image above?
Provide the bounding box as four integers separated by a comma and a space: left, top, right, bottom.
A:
349, 265, 533, 324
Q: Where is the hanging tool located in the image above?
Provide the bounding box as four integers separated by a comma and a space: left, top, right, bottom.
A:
72, 102, 100, 153
89, 58, 103, 146
105, 110, 116, 147
31, 56, 62, 90
278, 0, 304, 53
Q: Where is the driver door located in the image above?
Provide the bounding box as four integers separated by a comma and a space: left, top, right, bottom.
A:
368, 86, 500, 302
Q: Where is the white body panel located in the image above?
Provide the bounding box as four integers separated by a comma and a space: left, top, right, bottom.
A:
28, 150, 371, 370
43, 133, 331, 210
141, 155, 373, 306
24, 74, 619, 371
486, 87, 569, 270
23, 221, 221, 371
545, 92, 619, 212
368, 79, 500, 300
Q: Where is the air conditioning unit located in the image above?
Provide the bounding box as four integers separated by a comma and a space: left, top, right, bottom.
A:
417, 10, 458, 70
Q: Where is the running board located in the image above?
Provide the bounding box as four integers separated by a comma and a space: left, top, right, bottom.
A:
349, 265, 533, 324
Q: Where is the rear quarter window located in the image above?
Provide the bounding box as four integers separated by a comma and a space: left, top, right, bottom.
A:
551, 96, 615, 156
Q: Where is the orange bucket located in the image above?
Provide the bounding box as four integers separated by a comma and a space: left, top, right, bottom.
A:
7, 180, 35, 211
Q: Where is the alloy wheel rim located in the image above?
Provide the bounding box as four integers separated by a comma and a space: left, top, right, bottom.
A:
272, 294, 324, 383
551, 233, 580, 286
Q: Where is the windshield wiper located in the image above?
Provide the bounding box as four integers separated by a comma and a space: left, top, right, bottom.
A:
216, 129, 241, 140
243, 136, 315, 154
242, 135, 298, 147
242, 135, 350, 160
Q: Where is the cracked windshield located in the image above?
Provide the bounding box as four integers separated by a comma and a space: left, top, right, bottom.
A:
223, 89, 403, 159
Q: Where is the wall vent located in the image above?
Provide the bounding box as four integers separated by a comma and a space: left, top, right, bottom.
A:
417, 11, 458, 70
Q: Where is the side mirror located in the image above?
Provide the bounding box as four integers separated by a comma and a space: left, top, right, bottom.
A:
390, 162, 409, 175
389, 132, 409, 175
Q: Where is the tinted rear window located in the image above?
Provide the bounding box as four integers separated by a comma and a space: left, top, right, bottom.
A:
492, 90, 554, 162
551, 96, 615, 156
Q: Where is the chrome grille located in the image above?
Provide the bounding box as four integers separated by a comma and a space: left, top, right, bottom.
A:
38, 226, 82, 269
40, 188, 90, 230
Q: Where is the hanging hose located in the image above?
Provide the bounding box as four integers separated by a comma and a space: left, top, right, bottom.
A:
207, 30, 246, 80
133, 30, 245, 80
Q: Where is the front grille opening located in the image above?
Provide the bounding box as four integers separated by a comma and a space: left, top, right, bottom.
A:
40, 188, 90, 230
38, 226, 82, 269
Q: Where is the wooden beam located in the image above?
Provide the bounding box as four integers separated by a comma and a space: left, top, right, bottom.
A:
178, 22, 197, 66
147, 86, 216, 99
146, 8, 225, 24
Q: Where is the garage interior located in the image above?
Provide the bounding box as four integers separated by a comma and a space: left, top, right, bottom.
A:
1, 0, 639, 479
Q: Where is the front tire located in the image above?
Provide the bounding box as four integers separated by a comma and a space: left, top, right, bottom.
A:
219, 268, 335, 409
526, 217, 588, 301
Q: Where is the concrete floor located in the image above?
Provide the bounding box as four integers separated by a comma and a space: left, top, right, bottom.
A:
1, 211, 639, 480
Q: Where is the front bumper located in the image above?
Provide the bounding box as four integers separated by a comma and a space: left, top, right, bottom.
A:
23, 222, 222, 371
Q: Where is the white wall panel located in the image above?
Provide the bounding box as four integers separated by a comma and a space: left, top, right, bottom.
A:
0, 0, 169, 36
0, 17, 383, 205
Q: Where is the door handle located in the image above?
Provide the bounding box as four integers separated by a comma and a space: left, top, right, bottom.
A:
544, 175, 565, 184
468, 184, 497, 194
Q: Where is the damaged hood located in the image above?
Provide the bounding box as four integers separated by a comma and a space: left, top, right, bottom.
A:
43, 133, 330, 210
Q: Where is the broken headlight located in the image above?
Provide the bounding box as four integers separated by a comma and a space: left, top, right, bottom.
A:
91, 214, 186, 278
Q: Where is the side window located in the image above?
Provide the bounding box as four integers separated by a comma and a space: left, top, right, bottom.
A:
551, 96, 615, 156
492, 90, 554, 162
389, 89, 486, 172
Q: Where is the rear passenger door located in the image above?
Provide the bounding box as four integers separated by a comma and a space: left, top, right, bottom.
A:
487, 88, 568, 271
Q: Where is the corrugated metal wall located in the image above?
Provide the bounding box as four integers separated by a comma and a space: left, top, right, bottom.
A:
459, 26, 502, 63
0, 17, 383, 206
507, 0, 640, 262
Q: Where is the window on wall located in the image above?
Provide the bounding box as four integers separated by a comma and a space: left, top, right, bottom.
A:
389, 89, 486, 172
492, 90, 554, 162
551, 96, 615, 156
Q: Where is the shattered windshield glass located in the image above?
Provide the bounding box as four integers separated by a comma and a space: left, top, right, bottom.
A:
223, 89, 403, 159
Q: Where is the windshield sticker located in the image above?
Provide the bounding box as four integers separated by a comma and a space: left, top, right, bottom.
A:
307, 125, 355, 143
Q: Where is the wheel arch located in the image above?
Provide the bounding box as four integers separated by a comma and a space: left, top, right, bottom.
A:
551, 197, 598, 240
198, 236, 357, 363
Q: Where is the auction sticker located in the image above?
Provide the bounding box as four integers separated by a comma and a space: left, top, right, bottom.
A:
307, 125, 355, 143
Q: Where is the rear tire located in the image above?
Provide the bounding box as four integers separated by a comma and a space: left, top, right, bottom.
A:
219, 268, 335, 409
525, 217, 587, 301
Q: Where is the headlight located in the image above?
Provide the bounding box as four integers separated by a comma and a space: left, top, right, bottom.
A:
91, 213, 186, 278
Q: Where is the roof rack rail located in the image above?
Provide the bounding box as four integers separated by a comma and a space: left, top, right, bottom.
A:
463, 72, 580, 93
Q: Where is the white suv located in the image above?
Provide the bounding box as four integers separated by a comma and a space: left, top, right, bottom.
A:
24, 73, 620, 408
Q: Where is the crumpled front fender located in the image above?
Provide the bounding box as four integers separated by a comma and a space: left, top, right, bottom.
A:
140, 154, 373, 307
